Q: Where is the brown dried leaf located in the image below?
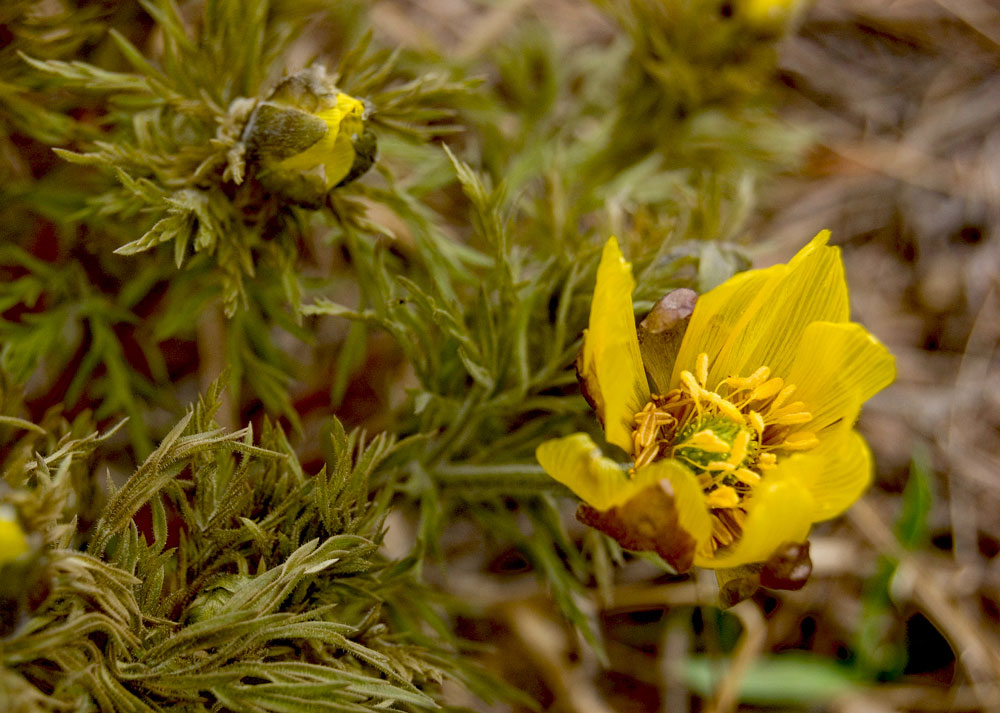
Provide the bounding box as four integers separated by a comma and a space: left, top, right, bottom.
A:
715, 540, 813, 607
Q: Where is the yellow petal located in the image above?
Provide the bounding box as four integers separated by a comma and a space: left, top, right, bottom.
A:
697, 466, 815, 569
575, 458, 711, 572
671, 264, 782, 390
785, 321, 896, 434
581, 237, 650, 453
795, 427, 873, 521
279, 92, 364, 188
673, 231, 849, 388
536, 433, 634, 510
535, 435, 712, 552
325, 131, 356, 188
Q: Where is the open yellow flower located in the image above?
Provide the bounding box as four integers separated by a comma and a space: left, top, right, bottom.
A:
537, 232, 895, 578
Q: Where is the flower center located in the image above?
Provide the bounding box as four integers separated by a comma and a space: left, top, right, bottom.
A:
673, 415, 758, 477
630, 352, 819, 555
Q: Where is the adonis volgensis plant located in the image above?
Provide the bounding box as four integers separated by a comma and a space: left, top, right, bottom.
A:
537, 232, 895, 603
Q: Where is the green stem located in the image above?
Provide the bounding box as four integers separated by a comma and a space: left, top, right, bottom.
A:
433, 463, 564, 494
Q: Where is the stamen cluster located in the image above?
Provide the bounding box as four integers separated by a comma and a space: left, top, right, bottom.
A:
631, 353, 819, 554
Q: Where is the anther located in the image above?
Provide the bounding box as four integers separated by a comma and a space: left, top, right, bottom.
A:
744, 366, 771, 390
684, 429, 730, 453
728, 430, 750, 466
775, 412, 813, 425
705, 485, 740, 509
770, 384, 797, 412
750, 377, 784, 403
696, 353, 709, 387
634, 444, 659, 467
706, 393, 745, 424
706, 461, 736, 472
681, 371, 701, 396
712, 518, 734, 547
734, 468, 761, 485
782, 432, 819, 450
757, 452, 777, 469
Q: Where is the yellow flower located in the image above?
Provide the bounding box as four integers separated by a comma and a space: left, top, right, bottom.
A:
537, 232, 895, 576
0, 505, 29, 566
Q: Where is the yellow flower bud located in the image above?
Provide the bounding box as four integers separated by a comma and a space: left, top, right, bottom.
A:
739, 0, 806, 32
0, 505, 29, 566
242, 66, 377, 207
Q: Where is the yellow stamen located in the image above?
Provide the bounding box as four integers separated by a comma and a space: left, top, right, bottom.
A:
684, 429, 731, 453
628, 355, 825, 560
681, 371, 702, 398
750, 377, 784, 403
635, 412, 657, 445
634, 443, 659, 468
782, 431, 819, 450
706, 392, 745, 424
728, 508, 747, 527
757, 452, 777, 469
705, 485, 740, 509
696, 353, 709, 387
712, 517, 735, 547
770, 400, 807, 417
743, 366, 771, 390
775, 412, 813, 425
728, 430, 750, 466
770, 384, 797, 412
706, 461, 736, 472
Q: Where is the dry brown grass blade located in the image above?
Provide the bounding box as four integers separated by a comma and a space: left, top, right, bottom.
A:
850, 499, 1000, 713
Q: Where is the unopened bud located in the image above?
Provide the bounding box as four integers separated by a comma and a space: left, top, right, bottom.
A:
242, 66, 377, 207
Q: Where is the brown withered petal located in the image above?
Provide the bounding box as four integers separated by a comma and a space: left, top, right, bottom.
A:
637, 288, 698, 393
576, 478, 697, 573
760, 541, 812, 591
717, 565, 762, 608
715, 541, 813, 607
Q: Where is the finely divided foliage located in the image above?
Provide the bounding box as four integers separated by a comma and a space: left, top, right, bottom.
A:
1, 382, 466, 712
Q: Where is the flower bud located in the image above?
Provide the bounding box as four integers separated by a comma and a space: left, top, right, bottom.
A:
738, 0, 807, 33
0, 504, 42, 636
242, 66, 377, 207
0, 504, 28, 566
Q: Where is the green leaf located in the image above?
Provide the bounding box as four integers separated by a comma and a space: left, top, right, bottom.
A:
895, 447, 934, 550
683, 654, 860, 705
